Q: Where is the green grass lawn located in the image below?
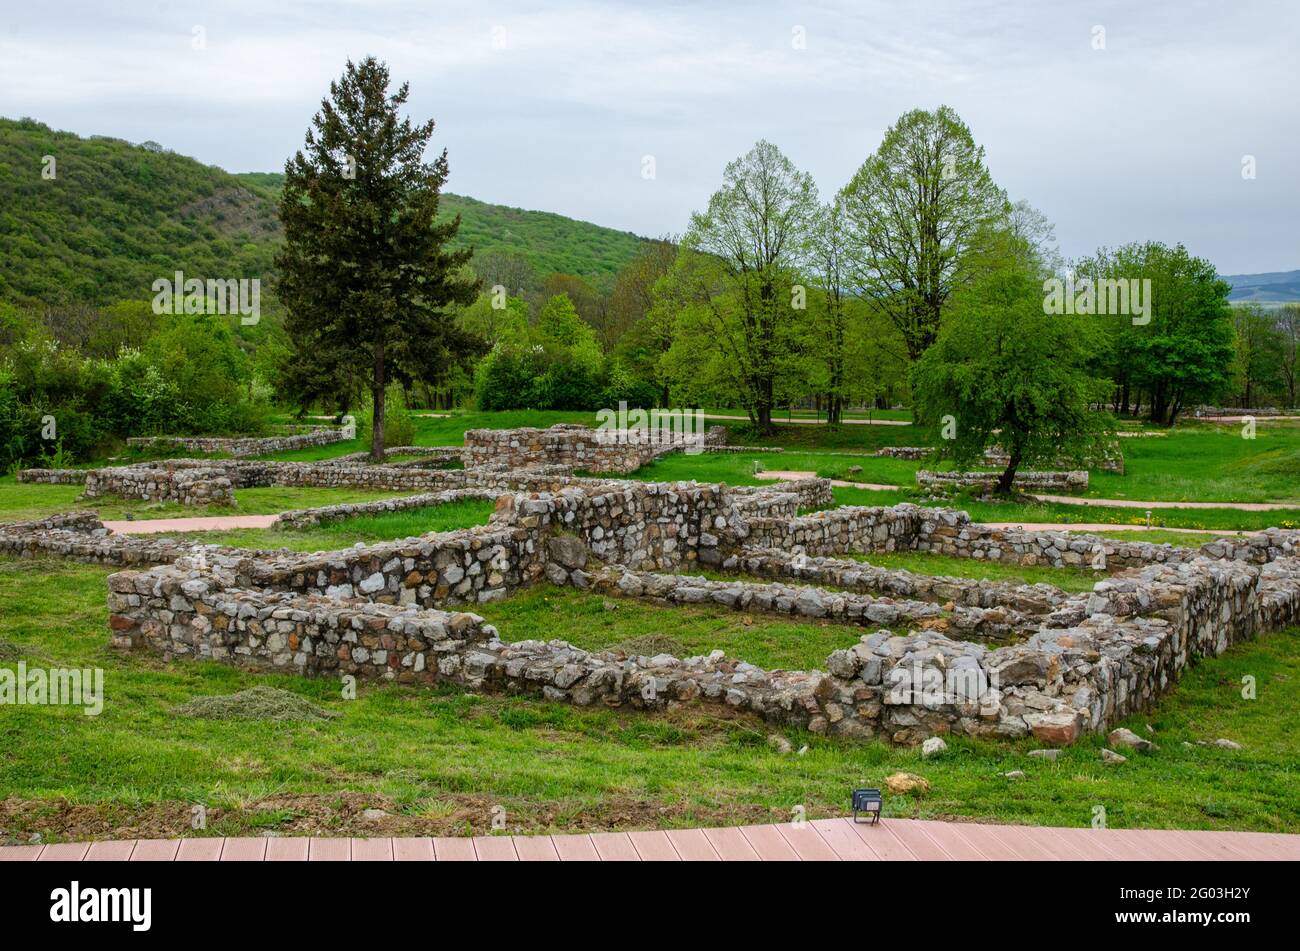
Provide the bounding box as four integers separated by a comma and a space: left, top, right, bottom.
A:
1090, 529, 1228, 546
849, 550, 1111, 593
474, 584, 871, 670
0, 478, 430, 523
2, 557, 1298, 842
829, 486, 1300, 532
164, 499, 497, 551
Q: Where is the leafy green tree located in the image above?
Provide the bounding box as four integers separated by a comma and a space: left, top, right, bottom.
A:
800, 200, 856, 424
840, 106, 1008, 361
664, 141, 817, 431
1278, 304, 1300, 409
276, 57, 478, 460
1231, 305, 1287, 407
608, 237, 677, 365
912, 240, 1112, 495
1075, 242, 1235, 424
537, 293, 601, 367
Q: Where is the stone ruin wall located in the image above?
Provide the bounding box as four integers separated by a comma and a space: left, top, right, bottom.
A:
102, 536, 1300, 745
917, 469, 1089, 492
879, 445, 1123, 474
125, 419, 355, 457
745, 503, 1197, 570
463, 425, 662, 474
462, 423, 729, 474
83, 466, 235, 506
8, 459, 1300, 746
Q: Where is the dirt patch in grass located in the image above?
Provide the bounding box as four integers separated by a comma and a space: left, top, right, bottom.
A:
0, 638, 50, 662
0, 791, 783, 843
174, 686, 338, 722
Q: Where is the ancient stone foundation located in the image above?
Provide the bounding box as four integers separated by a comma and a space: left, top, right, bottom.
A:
916, 469, 1089, 493
125, 419, 355, 457
8, 420, 1300, 747
83, 466, 235, 506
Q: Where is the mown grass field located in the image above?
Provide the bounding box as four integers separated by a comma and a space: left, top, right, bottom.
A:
164, 499, 497, 551
2, 557, 1297, 843
0, 478, 428, 523
4, 409, 1300, 843
476, 584, 875, 670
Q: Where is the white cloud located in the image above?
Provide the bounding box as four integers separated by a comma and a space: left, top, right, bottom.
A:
1, 0, 1296, 272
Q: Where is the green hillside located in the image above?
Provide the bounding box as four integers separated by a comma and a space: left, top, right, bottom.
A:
237, 172, 645, 286
0, 117, 279, 305
0, 117, 646, 306
1223, 269, 1300, 305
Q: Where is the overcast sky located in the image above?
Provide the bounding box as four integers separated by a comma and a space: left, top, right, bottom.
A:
2, 0, 1297, 274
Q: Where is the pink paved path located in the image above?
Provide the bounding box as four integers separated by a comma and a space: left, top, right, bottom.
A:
102, 515, 278, 534
4, 819, 1297, 861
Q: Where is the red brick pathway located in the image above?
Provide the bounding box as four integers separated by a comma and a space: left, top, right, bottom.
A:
4, 819, 1297, 861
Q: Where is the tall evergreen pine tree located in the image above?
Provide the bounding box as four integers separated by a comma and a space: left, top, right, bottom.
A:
277, 57, 479, 459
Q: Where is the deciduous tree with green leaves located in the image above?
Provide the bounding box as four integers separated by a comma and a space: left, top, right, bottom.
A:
662, 140, 817, 432
277, 57, 479, 460
1074, 242, 1235, 424
912, 232, 1113, 495
840, 106, 1008, 362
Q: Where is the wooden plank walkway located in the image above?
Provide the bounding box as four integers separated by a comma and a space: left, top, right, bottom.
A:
4, 818, 1298, 861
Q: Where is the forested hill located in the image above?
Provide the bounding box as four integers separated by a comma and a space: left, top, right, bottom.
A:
1222, 269, 1300, 304
0, 117, 279, 305
0, 117, 647, 306
238, 173, 645, 287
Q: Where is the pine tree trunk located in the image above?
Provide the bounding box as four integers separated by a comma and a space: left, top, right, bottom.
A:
371, 339, 387, 462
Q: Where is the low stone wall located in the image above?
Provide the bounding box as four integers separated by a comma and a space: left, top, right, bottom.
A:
272, 489, 499, 531
879, 445, 1122, 473
83, 466, 235, 506
732, 478, 832, 513
745, 504, 923, 556
107, 558, 826, 714
502, 482, 743, 571
572, 565, 1040, 643
1199, 529, 1300, 564
733, 547, 1074, 615
102, 546, 1300, 744
14, 468, 89, 485
0, 514, 233, 567
463, 425, 663, 474
320, 446, 464, 468
9, 475, 1300, 746
917, 469, 1089, 492
108, 562, 497, 681
911, 509, 1196, 569
125, 419, 355, 457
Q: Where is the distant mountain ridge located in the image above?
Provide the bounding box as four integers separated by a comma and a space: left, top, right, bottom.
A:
1222, 269, 1300, 304
0, 117, 646, 306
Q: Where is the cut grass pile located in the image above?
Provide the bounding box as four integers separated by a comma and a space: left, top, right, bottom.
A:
2, 557, 1299, 840
175, 686, 337, 722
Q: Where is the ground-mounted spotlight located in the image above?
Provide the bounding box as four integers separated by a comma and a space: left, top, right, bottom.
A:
851, 787, 882, 824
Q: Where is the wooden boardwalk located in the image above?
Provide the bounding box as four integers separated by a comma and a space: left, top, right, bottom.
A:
4, 818, 1297, 861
